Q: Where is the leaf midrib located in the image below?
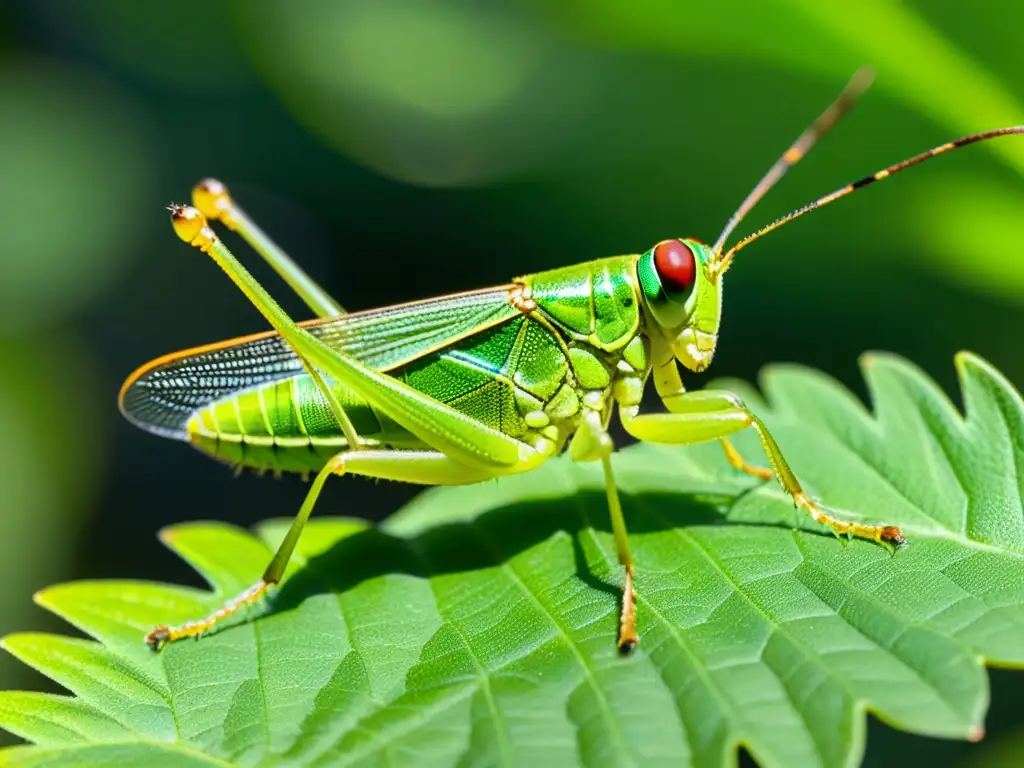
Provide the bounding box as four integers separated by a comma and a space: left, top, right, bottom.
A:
419, 547, 515, 767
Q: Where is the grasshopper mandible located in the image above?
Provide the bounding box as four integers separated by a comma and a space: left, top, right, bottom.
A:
120, 68, 1024, 653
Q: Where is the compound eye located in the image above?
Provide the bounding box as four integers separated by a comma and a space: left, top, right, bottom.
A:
653, 239, 697, 294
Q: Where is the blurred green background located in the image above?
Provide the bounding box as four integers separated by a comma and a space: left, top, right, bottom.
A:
1, 0, 1022, 763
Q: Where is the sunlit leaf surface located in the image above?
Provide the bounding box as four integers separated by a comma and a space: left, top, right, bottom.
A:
1, 352, 1022, 767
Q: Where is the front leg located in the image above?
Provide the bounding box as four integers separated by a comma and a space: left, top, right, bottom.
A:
620, 388, 905, 546
652, 352, 772, 481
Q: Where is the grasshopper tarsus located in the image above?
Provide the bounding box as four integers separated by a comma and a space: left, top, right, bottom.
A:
883, 526, 907, 547
144, 626, 171, 652
882, 527, 908, 555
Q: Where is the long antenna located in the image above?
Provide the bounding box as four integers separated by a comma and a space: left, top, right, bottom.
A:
715, 125, 1024, 273
711, 67, 875, 258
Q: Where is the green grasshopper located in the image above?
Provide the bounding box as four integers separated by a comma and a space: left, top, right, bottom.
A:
120, 69, 1024, 653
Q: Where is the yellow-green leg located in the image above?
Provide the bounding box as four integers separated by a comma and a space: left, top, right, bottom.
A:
170, 205, 533, 472
721, 436, 773, 480
187, 181, 366, 450
621, 390, 905, 546
191, 179, 345, 319
569, 407, 639, 653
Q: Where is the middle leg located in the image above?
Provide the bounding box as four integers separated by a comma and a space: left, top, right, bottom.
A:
569, 408, 639, 653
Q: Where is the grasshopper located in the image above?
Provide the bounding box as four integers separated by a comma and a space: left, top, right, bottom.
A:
120, 69, 1024, 653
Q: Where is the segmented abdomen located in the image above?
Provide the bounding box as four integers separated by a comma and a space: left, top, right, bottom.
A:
187, 375, 409, 474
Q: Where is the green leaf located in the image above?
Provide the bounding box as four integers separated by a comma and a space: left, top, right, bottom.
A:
2, 352, 1023, 767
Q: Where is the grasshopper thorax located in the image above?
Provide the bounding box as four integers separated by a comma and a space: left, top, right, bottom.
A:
636, 239, 721, 373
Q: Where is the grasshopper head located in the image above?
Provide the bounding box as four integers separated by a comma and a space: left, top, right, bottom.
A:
637, 238, 722, 372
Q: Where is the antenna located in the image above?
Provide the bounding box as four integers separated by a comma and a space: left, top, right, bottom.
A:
716, 125, 1024, 274
711, 67, 875, 258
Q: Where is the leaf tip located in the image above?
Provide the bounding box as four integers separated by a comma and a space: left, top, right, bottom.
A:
32, 581, 106, 622
954, 349, 996, 379
32, 585, 60, 613
157, 520, 245, 547
969, 724, 985, 742
156, 525, 183, 548
31, 583, 88, 616
857, 349, 907, 373
953, 349, 1024, 415
0, 633, 41, 655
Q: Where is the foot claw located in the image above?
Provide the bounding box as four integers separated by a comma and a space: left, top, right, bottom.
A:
882, 526, 906, 546
880, 525, 907, 554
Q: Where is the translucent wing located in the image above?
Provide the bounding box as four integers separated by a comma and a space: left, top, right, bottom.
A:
120, 286, 520, 439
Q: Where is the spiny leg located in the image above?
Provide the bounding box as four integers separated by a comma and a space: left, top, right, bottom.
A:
621, 390, 905, 547
720, 437, 772, 480
569, 408, 639, 653
146, 450, 500, 649
192, 179, 345, 319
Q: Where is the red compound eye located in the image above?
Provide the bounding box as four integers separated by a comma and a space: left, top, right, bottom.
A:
653, 239, 696, 293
